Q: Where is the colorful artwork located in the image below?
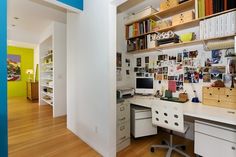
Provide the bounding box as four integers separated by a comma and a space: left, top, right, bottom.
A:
7, 55, 21, 81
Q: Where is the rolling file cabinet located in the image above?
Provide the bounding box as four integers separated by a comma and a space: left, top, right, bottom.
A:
131, 105, 157, 138
195, 120, 236, 157
116, 100, 130, 152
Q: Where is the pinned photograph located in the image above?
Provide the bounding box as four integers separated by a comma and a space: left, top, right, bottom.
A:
183, 50, 189, 60
137, 58, 142, 67
212, 50, 222, 64
189, 50, 198, 58
177, 53, 183, 63
203, 73, 211, 82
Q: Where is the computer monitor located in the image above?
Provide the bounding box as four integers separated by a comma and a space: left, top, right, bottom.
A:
135, 77, 154, 95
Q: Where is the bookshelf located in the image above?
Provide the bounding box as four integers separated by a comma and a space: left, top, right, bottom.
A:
125, 0, 236, 54
128, 34, 236, 54
39, 22, 66, 118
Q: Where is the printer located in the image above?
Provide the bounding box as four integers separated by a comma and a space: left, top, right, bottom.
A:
117, 87, 134, 99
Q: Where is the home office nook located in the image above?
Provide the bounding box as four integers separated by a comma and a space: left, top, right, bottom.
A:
116, 0, 236, 157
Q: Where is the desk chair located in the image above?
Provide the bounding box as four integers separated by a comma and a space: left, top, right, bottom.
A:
151, 101, 190, 157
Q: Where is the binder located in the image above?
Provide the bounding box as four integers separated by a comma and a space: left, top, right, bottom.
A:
227, 0, 236, 10
205, 0, 210, 16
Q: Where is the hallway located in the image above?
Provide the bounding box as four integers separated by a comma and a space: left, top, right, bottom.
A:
8, 97, 101, 157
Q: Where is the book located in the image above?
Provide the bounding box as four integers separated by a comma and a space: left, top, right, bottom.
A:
227, 0, 236, 10
198, 0, 206, 18
209, 0, 213, 15
205, 0, 210, 16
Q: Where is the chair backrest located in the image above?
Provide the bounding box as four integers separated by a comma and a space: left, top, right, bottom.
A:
152, 100, 184, 133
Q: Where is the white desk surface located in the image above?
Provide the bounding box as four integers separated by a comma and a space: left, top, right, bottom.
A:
128, 95, 236, 126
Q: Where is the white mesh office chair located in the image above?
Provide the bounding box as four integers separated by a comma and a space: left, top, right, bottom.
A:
151, 100, 190, 157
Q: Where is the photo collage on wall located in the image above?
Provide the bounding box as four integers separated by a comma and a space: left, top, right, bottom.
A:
132, 48, 230, 93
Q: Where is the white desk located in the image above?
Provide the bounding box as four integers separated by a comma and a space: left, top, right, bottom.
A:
128, 95, 236, 126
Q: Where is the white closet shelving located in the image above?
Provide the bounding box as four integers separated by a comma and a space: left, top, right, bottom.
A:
39, 22, 66, 117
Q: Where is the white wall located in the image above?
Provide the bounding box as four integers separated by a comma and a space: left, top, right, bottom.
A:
116, 1, 234, 102
67, 0, 116, 156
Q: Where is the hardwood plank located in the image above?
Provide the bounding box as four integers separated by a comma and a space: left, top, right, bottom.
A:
8, 97, 101, 157
117, 132, 195, 157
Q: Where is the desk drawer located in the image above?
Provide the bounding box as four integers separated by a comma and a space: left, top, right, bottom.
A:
195, 132, 236, 157
134, 110, 152, 119
225, 88, 236, 96
195, 121, 236, 143
117, 122, 130, 144
203, 93, 218, 99
117, 102, 130, 123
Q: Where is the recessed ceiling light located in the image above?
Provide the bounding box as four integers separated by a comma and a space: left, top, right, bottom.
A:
14, 17, 19, 20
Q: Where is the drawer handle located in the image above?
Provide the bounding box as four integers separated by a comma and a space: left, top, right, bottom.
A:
230, 88, 232, 91
207, 87, 209, 89
120, 107, 125, 111
227, 95, 229, 97
120, 117, 126, 121
209, 93, 212, 96
218, 88, 220, 90
120, 136, 126, 140
218, 100, 220, 103
120, 126, 125, 131
232, 146, 235, 150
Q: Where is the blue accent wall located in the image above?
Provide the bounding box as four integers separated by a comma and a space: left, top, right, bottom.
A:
0, 0, 7, 156
57, 0, 83, 10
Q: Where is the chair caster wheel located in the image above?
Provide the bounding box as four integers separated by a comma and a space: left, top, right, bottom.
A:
180, 146, 186, 150
150, 147, 155, 153
161, 140, 166, 145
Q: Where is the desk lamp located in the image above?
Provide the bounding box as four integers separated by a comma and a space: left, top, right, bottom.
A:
26, 69, 33, 81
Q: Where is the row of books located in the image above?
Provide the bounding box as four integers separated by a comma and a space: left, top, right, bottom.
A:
197, 0, 236, 18
200, 11, 236, 40
128, 19, 156, 38
127, 34, 157, 52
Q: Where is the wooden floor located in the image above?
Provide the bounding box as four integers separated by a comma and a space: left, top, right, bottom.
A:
117, 133, 195, 157
8, 97, 194, 157
8, 97, 101, 157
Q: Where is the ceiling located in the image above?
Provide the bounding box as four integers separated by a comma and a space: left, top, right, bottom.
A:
8, 0, 67, 45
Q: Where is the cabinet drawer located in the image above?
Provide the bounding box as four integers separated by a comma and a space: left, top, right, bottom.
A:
133, 118, 157, 138
117, 102, 130, 123
203, 93, 218, 100
195, 132, 236, 157
160, 0, 178, 11
195, 121, 236, 143
203, 86, 214, 93
203, 99, 221, 106
117, 122, 130, 144
172, 10, 195, 26
225, 88, 236, 96
134, 110, 152, 119
219, 95, 236, 103
213, 87, 225, 95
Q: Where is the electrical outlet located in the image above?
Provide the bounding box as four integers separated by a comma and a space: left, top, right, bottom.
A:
94, 126, 98, 133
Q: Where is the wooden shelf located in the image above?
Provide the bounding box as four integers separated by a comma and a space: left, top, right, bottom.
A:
41, 84, 53, 88
126, 6, 236, 40
154, 0, 195, 18
127, 34, 236, 54
42, 92, 53, 98
125, 0, 194, 26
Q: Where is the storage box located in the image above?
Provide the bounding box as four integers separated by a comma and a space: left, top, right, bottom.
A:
172, 10, 195, 26
160, 0, 179, 11
154, 20, 172, 31
202, 87, 236, 110
125, 6, 157, 25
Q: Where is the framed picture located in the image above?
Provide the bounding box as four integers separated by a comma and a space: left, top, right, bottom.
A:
116, 53, 122, 68
7, 54, 21, 81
